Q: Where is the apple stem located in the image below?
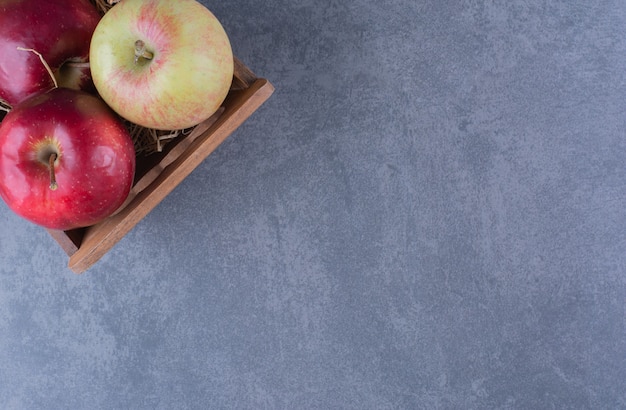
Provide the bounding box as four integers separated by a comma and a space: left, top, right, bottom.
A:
134, 40, 154, 65
64, 61, 91, 69
48, 153, 58, 191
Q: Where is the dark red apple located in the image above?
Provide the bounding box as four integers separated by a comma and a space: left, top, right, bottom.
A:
0, 0, 101, 106
0, 88, 136, 231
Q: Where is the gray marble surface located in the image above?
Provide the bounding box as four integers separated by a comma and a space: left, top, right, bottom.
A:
1, 0, 625, 408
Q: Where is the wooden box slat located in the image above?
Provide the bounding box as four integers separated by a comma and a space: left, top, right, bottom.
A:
44, 57, 274, 273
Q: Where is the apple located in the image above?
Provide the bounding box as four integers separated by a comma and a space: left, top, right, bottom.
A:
0, 0, 101, 107
0, 88, 136, 231
89, 0, 234, 130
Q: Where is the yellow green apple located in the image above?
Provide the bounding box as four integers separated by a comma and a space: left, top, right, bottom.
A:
89, 0, 234, 130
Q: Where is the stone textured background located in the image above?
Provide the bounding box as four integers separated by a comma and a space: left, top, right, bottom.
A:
1, 0, 625, 408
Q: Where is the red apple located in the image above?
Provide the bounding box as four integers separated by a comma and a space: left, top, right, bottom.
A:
0, 0, 101, 107
0, 88, 136, 231
89, 0, 233, 130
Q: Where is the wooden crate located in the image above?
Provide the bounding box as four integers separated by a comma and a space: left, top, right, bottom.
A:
43, 57, 274, 273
